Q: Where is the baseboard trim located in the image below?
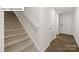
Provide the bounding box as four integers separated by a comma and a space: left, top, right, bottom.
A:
42, 35, 56, 52
73, 35, 79, 48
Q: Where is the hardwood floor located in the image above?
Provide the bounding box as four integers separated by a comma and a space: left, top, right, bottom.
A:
45, 34, 79, 52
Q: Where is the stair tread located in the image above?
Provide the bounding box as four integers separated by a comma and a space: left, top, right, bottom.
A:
5, 21, 21, 25
5, 33, 28, 41
5, 19, 20, 22
5, 32, 27, 39
5, 26, 23, 31
5, 39, 34, 52
23, 45, 38, 52
5, 27, 24, 32
5, 29, 25, 37
5, 25, 22, 28
5, 24, 22, 28
5, 28, 24, 32
5, 35, 30, 48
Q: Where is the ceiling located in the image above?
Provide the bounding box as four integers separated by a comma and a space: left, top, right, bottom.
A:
54, 7, 76, 14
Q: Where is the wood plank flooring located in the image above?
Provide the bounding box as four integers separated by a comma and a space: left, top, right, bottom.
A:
45, 34, 79, 52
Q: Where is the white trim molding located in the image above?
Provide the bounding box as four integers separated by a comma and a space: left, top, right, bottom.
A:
14, 11, 41, 51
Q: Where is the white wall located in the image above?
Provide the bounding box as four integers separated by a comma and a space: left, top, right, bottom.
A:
23, 7, 41, 27
74, 8, 79, 47
24, 7, 58, 51
0, 11, 4, 52
15, 7, 58, 51
38, 8, 58, 51
59, 12, 74, 35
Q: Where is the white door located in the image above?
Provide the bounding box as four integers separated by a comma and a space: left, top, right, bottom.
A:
59, 13, 72, 35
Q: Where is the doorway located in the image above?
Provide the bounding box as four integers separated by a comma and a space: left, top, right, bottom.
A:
59, 13, 73, 35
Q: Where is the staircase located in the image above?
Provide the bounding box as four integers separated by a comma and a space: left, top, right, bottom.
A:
4, 11, 38, 52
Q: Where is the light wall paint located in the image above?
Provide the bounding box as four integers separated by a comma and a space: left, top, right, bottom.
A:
23, 7, 41, 28
0, 11, 4, 52
74, 8, 79, 47
15, 7, 58, 51
59, 12, 74, 35
38, 8, 58, 51
55, 7, 75, 14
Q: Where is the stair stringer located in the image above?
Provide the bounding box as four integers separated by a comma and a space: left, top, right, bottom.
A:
14, 11, 41, 52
